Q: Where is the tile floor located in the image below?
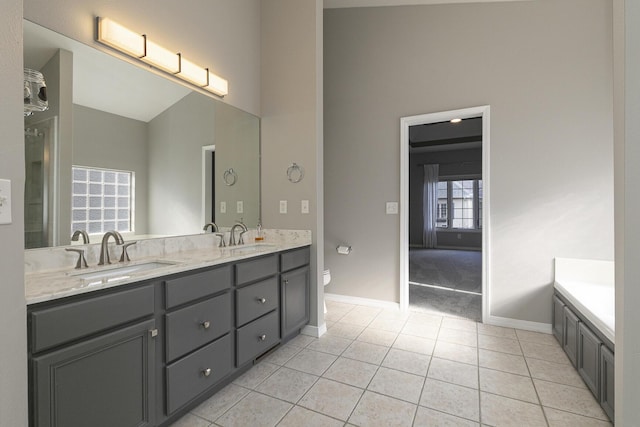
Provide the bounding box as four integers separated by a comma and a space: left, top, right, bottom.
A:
170, 301, 611, 427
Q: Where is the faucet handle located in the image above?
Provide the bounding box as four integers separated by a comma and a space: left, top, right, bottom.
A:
119, 241, 137, 263
66, 248, 88, 269
239, 230, 248, 245
214, 233, 226, 247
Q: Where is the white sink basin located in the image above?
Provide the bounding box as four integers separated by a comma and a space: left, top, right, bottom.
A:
70, 261, 177, 282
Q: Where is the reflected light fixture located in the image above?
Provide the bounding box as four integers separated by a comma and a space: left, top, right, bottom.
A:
96, 17, 228, 97
450, 118, 462, 124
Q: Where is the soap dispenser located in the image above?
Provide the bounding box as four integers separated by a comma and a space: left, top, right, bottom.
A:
255, 221, 264, 242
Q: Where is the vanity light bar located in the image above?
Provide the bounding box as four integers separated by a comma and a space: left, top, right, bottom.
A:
96, 17, 228, 97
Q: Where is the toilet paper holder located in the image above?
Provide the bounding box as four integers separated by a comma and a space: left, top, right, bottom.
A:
336, 245, 352, 255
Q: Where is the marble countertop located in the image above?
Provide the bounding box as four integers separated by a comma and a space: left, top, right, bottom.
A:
26, 230, 311, 305
554, 257, 614, 344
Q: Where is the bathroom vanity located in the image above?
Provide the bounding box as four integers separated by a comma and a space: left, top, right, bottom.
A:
26, 235, 310, 427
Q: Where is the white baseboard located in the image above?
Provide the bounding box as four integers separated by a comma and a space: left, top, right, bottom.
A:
485, 315, 552, 334
301, 322, 327, 338
324, 293, 400, 311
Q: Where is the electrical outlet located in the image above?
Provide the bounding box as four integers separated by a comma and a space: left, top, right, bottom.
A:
279, 200, 288, 214
301, 200, 309, 214
386, 202, 398, 215
236, 201, 243, 214
0, 179, 12, 225
220, 201, 226, 214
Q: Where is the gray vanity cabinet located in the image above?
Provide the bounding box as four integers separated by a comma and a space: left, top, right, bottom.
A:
600, 345, 615, 421
563, 306, 580, 367
552, 295, 565, 344
578, 322, 601, 398
281, 266, 310, 341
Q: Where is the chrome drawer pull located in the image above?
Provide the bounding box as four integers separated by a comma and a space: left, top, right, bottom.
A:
257, 297, 266, 304
201, 321, 211, 329
202, 368, 212, 377
284, 279, 289, 285
259, 334, 267, 341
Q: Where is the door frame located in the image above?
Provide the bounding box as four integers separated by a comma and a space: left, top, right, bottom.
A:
400, 105, 491, 322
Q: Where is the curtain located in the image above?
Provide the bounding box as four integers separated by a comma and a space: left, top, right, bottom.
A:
423, 164, 439, 248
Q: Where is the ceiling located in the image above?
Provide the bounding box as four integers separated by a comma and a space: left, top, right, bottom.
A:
23, 20, 191, 123
324, 0, 530, 9
409, 117, 482, 153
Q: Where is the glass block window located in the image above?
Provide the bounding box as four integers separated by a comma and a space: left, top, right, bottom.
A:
71, 166, 133, 235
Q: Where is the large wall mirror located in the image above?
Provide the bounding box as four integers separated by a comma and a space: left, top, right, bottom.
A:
23, 20, 260, 249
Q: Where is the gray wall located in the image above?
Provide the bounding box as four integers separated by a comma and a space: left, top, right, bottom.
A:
0, 0, 28, 425
409, 148, 482, 249
73, 104, 149, 235
324, 1, 614, 324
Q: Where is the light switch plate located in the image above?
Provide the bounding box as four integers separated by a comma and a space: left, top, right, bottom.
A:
236, 201, 244, 214
0, 179, 12, 225
386, 202, 398, 215
220, 201, 227, 214
301, 200, 309, 214
279, 200, 288, 214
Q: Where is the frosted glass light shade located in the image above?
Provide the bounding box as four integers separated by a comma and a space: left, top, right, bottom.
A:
144, 40, 180, 73
178, 58, 208, 86
97, 18, 145, 58
205, 72, 229, 97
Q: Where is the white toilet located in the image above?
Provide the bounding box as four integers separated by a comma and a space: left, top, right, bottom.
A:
323, 269, 331, 314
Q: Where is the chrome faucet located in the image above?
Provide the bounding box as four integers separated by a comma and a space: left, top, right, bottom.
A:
203, 222, 219, 233
71, 229, 90, 244
229, 221, 248, 246
98, 231, 124, 265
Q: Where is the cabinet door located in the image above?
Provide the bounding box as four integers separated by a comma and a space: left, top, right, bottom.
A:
32, 319, 156, 427
281, 266, 310, 340
552, 295, 565, 344
578, 322, 601, 398
600, 345, 615, 422
563, 306, 579, 367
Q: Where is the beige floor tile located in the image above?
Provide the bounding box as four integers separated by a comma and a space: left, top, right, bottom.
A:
375, 309, 411, 321
340, 306, 381, 327
393, 334, 436, 355
169, 413, 211, 427
255, 367, 318, 403
526, 357, 587, 388
298, 378, 364, 421
479, 368, 538, 404
543, 406, 613, 427
367, 366, 425, 404
428, 358, 479, 389
323, 357, 379, 388
478, 334, 522, 355
342, 340, 389, 365
262, 344, 302, 366
534, 379, 609, 421
437, 328, 478, 347
382, 348, 431, 376
284, 349, 338, 376
479, 349, 529, 376
477, 323, 517, 339
414, 407, 479, 426
306, 335, 352, 356
348, 391, 417, 427
325, 301, 357, 312
325, 311, 347, 322
480, 392, 546, 427
276, 406, 343, 427
433, 341, 478, 365
286, 334, 316, 348
351, 305, 383, 316
325, 322, 366, 340
401, 321, 440, 339
409, 311, 444, 325
215, 392, 292, 427
356, 327, 398, 347
233, 362, 279, 389
420, 378, 479, 422
368, 317, 407, 333
442, 317, 478, 332
191, 384, 250, 421
516, 329, 559, 346
520, 341, 571, 364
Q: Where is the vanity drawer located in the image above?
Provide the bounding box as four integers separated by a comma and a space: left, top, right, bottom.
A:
236, 277, 278, 326
235, 255, 278, 285
236, 310, 280, 366
166, 292, 231, 362
166, 334, 232, 414
165, 265, 232, 308
30, 284, 155, 353
280, 247, 310, 272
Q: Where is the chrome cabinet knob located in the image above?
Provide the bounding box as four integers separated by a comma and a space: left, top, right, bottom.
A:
283, 279, 289, 285
202, 368, 212, 377
259, 334, 267, 341
201, 321, 210, 329
257, 297, 266, 304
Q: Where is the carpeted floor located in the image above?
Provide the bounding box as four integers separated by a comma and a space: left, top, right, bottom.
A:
409, 248, 482, 321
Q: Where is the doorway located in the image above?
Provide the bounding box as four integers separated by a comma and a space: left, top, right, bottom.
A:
400, 106, 490, 322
